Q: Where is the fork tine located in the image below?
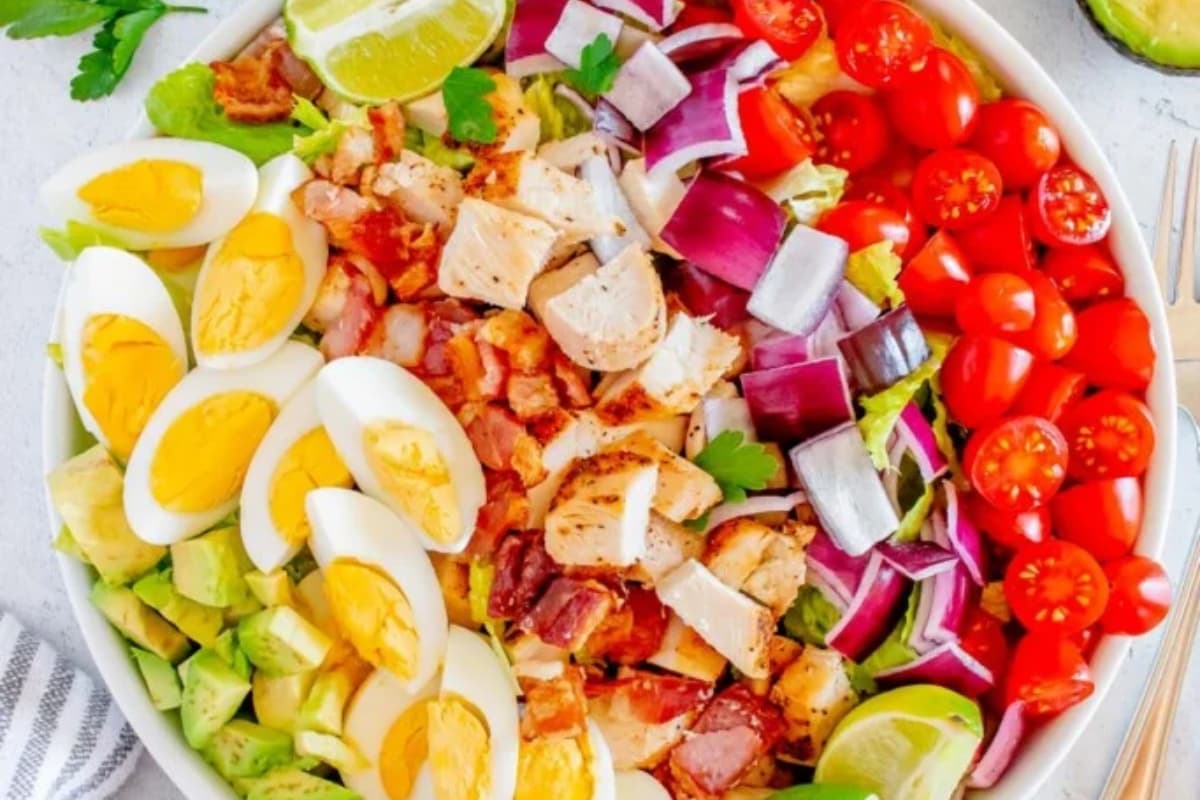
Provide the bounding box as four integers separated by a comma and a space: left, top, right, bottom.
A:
1183, 139, 1200, 303
1155, 141, 1179, 303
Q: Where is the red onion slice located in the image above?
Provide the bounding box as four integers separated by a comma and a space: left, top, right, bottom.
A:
712, 39, 785, 83
673, 263, 750, 329
825, 551, 909, 661
747, 224, 848, 336
545, 0, 624, 69
837, 280, 881, 331
944, 483, 986, 586
703, 397, 756, 442
750, 334, 808, 371
876, 540, 959, 581
892, 402, 949, 482
838, 306, 931, 395
594, 99, 641, 154
657, 22, 745, 62
579, 155, 651, 263
807, 528, 872, 605
605, 42, 692, 131
875, 641, 994, 698
645, 69, 747, 179
743, 358, 854, 443
703, 491, 807, 533
506, 0, 569, 77
591, 0, 676, 31
968, 702, 1028, 789
910, 556, 971, 650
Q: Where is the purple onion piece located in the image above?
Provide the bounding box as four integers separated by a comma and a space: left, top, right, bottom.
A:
747, 225, 849, 336
838, 306, 931, 395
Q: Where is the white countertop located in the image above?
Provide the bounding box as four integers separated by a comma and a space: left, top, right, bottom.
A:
0, 1, 1196, 797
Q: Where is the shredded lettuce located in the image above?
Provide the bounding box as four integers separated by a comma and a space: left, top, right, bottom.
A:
467, 559, 519, 691
928, 369, 965, 483
290, 97, 368, 164
858, 334, 951, 470
846, 241, 904, 308
145, 63, 304, 165
783, 585, 842, 647
893, 480, 934, 543
756, 159, 848, 226
859, 584, 921, 677
403, 127, 476, 171
933, 23, 1004, 103
39, 221, 126, 261
522, 74, 592, 143
774, 36, 851, 109
290, 96, 329, 130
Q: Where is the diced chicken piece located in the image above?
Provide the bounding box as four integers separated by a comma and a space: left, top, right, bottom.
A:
545, 451, 657, 568
330, 126, 376, 185
317, 88, 363, 123
646, 611, 728, 683
770, 646, 860, 766
518, 666, 588, 740
596, 313, 743, 425
768, 635, 805, 677
704, 519, 814, 619
593, 413, 689, 455
704, 519, 776, 589
619, 158, 686, 257
606, 431, 721, 523
537, 132, 610, 173
656, 560, 773, 679
437, 198, 559, 309
629, 513, 704, 585
528, 253, 600, 322
508, 633, 569, 682
304, 257, 355, 334
542, 244, 667, 372
403, 91, 449, 137
588, 671, 712, 770
467, 151, 618, 243
525, 410, 601, 529
297, 179, 371, 240
372, 151, 465, 232
592, 704, 691, 771
359, 303, 427, 367
367, 101, 406, 162
518, 576, 616, 650
487, 72, 541, 154
579, 155, 652, 263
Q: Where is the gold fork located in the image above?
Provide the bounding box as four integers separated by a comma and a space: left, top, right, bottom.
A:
1157, 140, 1200, 418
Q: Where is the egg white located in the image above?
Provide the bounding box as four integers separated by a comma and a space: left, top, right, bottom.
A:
122, 341, 323, 545
305, 488, 449, 692
39, 138, 257, 250
613, 769, 671, 800
60, 246, 188, 457
587, 719, 618, 800
341, 668, 439, 800
192, 154, 329, 370
314, 357, 486, 554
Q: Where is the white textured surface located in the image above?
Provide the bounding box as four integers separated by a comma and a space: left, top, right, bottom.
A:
0, 0, 1196, 797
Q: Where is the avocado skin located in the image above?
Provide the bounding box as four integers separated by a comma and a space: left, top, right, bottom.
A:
1077, 0, 1200, 75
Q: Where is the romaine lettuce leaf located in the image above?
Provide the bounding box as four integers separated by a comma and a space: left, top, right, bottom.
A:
858, 334, 952, 470
783, 585, 842, 647
933, 23, 1004, 102
522, 74, 592, 143
39, 221, 126, 261
756, 158, 849, 226
845, 241, 904, 308
893, 480, 934, 543
859, 584, 921, 677
774, 37, 853, 109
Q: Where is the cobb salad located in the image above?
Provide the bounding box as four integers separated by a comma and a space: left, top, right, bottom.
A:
39, 1, 1171, 799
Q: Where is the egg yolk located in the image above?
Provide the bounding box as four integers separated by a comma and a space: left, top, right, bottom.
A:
378, 699, 431, 800
428, 695, 490, 800
323, 560, 420, 680
81, 313, 184, 462
194, 212, 305, 356
363, 420, 460, 544
516, 737, 592, 800
268, 427, 354, 546
149, 391, 277, 511
77, 159, 203, 232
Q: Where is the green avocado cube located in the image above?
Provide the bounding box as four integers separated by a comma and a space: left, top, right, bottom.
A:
244, 768, 360, 800
130, 647, 182, 710
134, 569, 224, 647
203, 719, 294, 781
181, 648, 251, 750
91, 582, 189, 664
171, 527, 254, 608
238, 607, 332, 677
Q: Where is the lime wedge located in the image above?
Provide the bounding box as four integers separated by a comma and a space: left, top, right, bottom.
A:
813, 685, 983, 800
285, 0, 507, 104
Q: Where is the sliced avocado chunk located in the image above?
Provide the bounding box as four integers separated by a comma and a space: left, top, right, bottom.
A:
130, 647, 183, 710
253, 671, 317, 733
179, 629, 251, 685
181, 648, 252, 749
225, 593, 266, 626
1083, 0, 1200, 71
203, 719, 295, 781
244, 767, 360, 800
133, 569, 224, 647
298, 663, 364, 736
171, 526, 254, 608
238, 607, 332, 677
53, 525, 87, 562
91, 582, 190, 664
246, 571, 297, 608
293, 731, 367, 773
48, 446, 166, 585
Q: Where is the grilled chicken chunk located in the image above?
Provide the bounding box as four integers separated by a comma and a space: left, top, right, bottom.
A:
525, 410, 601, 529
629, 513, 704, 585
528, 252, 600, 322
605, 430, 721, 523
538, 132, 610, 173
770, 646, 860, 766
371, 151, 464, 232
704, 519, 814, 619
646, 611, 728, 683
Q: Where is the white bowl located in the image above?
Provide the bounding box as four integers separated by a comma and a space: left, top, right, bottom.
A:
40, 1, 1177, 798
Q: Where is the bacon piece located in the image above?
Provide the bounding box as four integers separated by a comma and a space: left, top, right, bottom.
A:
668, 684, 786, 799
423, 375, 468, 411
468, 472, 531, 557
343, 207, 442, 299
368, 101, 407, 163
420, 300, 479, 377
487, 530, 557, 620
518, 576, 615, 650
587, 671, 713, 725
211, 41, 294, 123
476, 340, 509, 401
477, 310, 550, 371
552, 352, 594, 408
585, 586, 669, 666
464, 404, 525, 472
360, 303, 428, 367
587, 670, 713, 770
318, 262, 383, 360
236, 21, 322, 99
518, 666, 588, 741
507, 373, 560, 421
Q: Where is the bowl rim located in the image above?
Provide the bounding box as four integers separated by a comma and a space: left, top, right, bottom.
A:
39, 1, 1177, 798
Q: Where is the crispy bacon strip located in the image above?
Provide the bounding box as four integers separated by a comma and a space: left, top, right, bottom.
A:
468, 472, 531, 557
487, 530, 557, 620
585, 586, 670, 666
587, 670, 713, 725
317, 261, 383, 361
518, 576, 615, 650
211, 40, 295, 123
518, 666, 588, 741
368, 101, 407, 163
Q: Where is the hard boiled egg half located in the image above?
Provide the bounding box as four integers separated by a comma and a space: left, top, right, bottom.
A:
341, 668, 438, 800
315, 358, 486, 554
123, 341, 323, 545
306, 488, 448, 692
59, 246, 187, 462
191, 154, 328, 369
40, 138, 257, 250
239, 379, 353, 573
517, 719, 616, 800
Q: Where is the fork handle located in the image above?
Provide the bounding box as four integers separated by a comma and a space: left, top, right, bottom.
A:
1099, 529, 1200, 800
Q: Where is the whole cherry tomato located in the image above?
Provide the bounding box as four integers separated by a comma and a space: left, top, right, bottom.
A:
817, 200, 911, 252
1005, 540, 1109, 636
1101, 556, 1172, 635
911, 148, 1004, 230
733, 0, 826, 60
884, 48, 980, 149
954, 194, 1037, 273
968, 99, 1062, 188
1027, 164, 1112, 246
1011, 362, 1087, 423
942, 336, 1036, 429
844, 177, 927, 258
1062, 298, 1155, 391
1010, 272, 1078, 362
955, 273, 1036, 335
1058, 390, 1156, 480
723, 86, 815, 179
1051, 478, 1143, 562
834, 0, 933, 88
965, 415, 1068, 511
1041, 244, 1126, 306
967, 494, 1051, 551
813, 90, 892, 174
1006, 634, 1094, 716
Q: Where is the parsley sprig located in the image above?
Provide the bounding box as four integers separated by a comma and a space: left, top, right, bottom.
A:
565, 33, 621, 98
2, 0, 206, 101
442, 66, 498, 145
692, 430, 778, 504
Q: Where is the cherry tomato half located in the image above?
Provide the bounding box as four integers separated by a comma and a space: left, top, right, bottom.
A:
1059, 390, 1156, 480
912, 148, 1004, 230
723, 86, 815, 179
965, 415, 1068, 511
861, 140, 921, 189
1010, 272, 1078, 362
955, 194, 1037, 273
968, 99, 1062, 189
844, 177, 927, 258
1005, 540, 1109, 636
1006, 634, 1094, 716
1051, 478, 1143, 563
1062, 298, 1155, 391
884, 48, 980, 149
942, 336, 1036, 429
816, 0, 864, 34
817, 200, 911, 252
967, 493, 1051, 551
1027, 164, 1112, 247
834, 0, 933, 88
1102, 556, 1172, 635
898, 231, 972, 318
813, 90, 892, 174
733, 0, 826, 60
1041, 244, 1126, 306
956, 273, 1036, 335
1011, 362, 1087, 423
960, 607, 1011, 685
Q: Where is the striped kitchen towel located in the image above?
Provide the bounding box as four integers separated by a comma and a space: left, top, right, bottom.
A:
0, 613, 142, 800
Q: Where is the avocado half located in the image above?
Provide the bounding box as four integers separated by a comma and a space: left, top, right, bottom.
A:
1078, 0, 1200, 74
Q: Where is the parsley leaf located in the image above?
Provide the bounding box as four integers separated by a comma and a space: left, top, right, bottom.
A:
692, 430, 778, 503
564, 33, 621, 98
442, 66, 497, 145
5, 0, 116, 39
